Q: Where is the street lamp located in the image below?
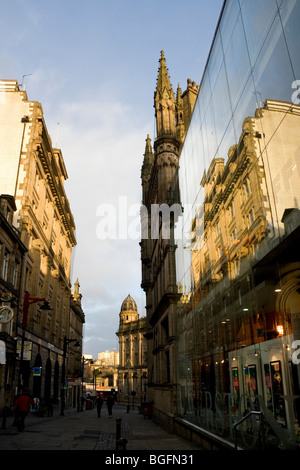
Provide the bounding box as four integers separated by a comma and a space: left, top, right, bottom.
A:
18, 291, 52, 393
60, 336, 80, 415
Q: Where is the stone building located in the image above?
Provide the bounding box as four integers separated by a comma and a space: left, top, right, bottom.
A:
116, 295, 147, 404
0, 80, 84, 411
140, 51, 199, 430
0, 195, 27, 411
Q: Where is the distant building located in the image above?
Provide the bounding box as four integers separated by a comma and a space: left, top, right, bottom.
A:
83, 350, 119, 393
116, 295, 147, 403
97, 349, 119, 366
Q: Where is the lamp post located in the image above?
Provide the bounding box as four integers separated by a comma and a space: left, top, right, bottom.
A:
18, 291, 52, 393
60, 336, 80, 416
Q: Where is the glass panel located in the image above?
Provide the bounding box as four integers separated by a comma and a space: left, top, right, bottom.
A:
219, 0, 240, 54
174, 0, 300, 450
217, 118, 236, 163
207, 29, 224, 94
240, 0, 278, 67
224, 13, 251, 111
202, 100, 217, 162
198, 73, 212, 120
211, 62, 232, 156
232, 74, 256, 141
253, 14, 295, 103
279, 0, 300, 81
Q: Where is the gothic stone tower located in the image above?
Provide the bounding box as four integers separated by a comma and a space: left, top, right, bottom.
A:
140, 52, 198, 431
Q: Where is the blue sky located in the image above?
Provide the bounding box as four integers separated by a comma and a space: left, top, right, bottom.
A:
1, 0, 224, 358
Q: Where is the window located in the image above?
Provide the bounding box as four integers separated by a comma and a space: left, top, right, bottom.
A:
12, 259, 20, 287
244, 178, 251, 197
2, 250, 9, 281
249, 208, 254, 225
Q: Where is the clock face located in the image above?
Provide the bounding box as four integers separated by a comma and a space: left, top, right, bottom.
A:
0, 306, 13, 324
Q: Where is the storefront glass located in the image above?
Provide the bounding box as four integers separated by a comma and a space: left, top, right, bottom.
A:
175, 0, 300, 449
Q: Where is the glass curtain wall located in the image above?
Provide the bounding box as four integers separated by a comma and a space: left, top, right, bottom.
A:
175, 0, 300, 449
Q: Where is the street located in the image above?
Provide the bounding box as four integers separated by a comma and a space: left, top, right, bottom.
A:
0, 402, 202, 452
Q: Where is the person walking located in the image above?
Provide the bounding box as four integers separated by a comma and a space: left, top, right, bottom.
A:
96, 394, 103, 417
14, 389, 34, 431
46, 395, 53, 417
106, 394, 114, 418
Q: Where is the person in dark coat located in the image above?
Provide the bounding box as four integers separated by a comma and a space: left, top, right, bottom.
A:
96, 395, 103, 417
46, 395, 53, 417
106, 395, 114, 417
14, 389, 34, 431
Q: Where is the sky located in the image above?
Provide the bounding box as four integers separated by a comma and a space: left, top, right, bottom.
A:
0, 0, 224, 358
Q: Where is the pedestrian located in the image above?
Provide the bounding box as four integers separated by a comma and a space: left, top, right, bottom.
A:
12, 393, 20, 426
106, 394, 114, 418
86, 393, 91, 410
46, 395, 53, 417
96, 394, 103, 417
33, 396, 40, 413
14, 388, 34, 431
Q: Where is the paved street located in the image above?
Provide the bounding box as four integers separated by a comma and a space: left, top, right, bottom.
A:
0, 402, 203, 453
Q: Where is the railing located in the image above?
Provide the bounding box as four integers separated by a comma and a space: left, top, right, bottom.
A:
233, 411, 265, 450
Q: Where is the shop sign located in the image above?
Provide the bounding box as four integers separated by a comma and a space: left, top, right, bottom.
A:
17, 339, 32, 360
33, 367, 42, 376
0, 306, 14, 324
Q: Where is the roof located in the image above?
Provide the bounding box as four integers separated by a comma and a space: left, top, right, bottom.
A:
120, 295, 138, 312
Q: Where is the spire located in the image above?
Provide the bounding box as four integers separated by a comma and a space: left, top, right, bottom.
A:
175, 83, 185, 143
73, 278, 81, 301
142, 134, 154, 172
154, 51, 176, 136
141, 134, 154, 204
176, 83, 183, 125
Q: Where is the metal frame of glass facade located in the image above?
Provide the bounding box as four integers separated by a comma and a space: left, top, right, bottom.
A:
174, 0, 300, 450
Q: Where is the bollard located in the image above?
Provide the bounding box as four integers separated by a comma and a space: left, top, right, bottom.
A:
116, 438, 128, 451
116, 417, 122, 449
0, 406, 9, 430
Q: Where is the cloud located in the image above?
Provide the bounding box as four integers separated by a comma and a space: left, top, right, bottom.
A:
42, 88, 149, 355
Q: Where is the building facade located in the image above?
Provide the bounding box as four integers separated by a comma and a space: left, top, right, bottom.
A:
0, 80, 84, 412
140, 51, 199, 431
0, 195, 27, 411
141, 0, 300, 450
116, 295, 147, 404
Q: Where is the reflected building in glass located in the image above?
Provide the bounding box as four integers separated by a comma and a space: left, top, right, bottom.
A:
141, 0, 300, 449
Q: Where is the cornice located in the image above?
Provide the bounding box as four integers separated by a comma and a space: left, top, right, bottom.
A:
34, 142, 76, 246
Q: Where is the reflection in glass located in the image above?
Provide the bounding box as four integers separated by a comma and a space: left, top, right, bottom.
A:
173, 0, 300, 450
252, 14, 295, 103
240, 0, 278, 66
224, 13, 251, 111
278, 0, 300, 80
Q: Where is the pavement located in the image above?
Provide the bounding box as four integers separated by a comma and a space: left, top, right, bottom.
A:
0, 402, 204, 457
